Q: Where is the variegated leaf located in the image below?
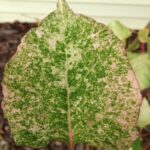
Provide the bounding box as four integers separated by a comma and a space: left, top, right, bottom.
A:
2, 0, 142, 149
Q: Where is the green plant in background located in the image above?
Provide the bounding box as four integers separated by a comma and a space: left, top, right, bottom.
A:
132, 138, 142, 150
138, 28, 149, 44
2, 0, 142, 149
127, 52, 150, 90
108, 20, 132, 41
108, 20, 150, 53
148, 38, 150, 56
138, 98, 150, 129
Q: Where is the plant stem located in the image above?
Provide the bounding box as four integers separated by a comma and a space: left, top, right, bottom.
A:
141, 43, 145, 54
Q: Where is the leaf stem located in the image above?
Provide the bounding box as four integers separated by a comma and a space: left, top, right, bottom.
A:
141, 43, 145, 54
69, 131, 73, 150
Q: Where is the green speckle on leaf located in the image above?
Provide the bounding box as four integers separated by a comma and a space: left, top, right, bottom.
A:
3, 0, 142, 149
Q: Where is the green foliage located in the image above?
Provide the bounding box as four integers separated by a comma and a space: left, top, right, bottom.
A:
128, 52, 150, 90
138, 98, 150, 129
3, 0, 142, 149
148, 38, 150, 55
132, 138, 142, 150
127, 38, 140, 52
108, 20, 132, 41
138, 28, 149, 43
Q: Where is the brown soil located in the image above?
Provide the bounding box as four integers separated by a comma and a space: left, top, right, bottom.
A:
0, 22, 150, 150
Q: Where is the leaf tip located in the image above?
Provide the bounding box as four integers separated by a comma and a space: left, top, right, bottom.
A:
57, 0, 70, 12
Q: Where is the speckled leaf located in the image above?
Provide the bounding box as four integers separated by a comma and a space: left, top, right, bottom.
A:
2, 0, 142, 149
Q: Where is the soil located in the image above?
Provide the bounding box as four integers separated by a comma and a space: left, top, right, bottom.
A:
0, 22, 150, 150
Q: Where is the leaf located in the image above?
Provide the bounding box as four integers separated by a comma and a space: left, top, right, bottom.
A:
108, 20, 132, 41
132, 138, 142, 150
138, 28, 149, 43
138, 98, 150, 129
128, 52, 150, 90
148, 38, 150, 56
127, 38, 140, 52
2, 0, 142, 149
145, 22, 150, 29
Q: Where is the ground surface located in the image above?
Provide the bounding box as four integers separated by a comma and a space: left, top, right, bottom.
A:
0, 22, 150, 150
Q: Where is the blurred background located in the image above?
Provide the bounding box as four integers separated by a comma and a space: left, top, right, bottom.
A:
0, 0, 150, 29
0, 0, 150, 150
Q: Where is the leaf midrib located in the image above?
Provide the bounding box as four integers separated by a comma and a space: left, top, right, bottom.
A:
65, 47, 73, 146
